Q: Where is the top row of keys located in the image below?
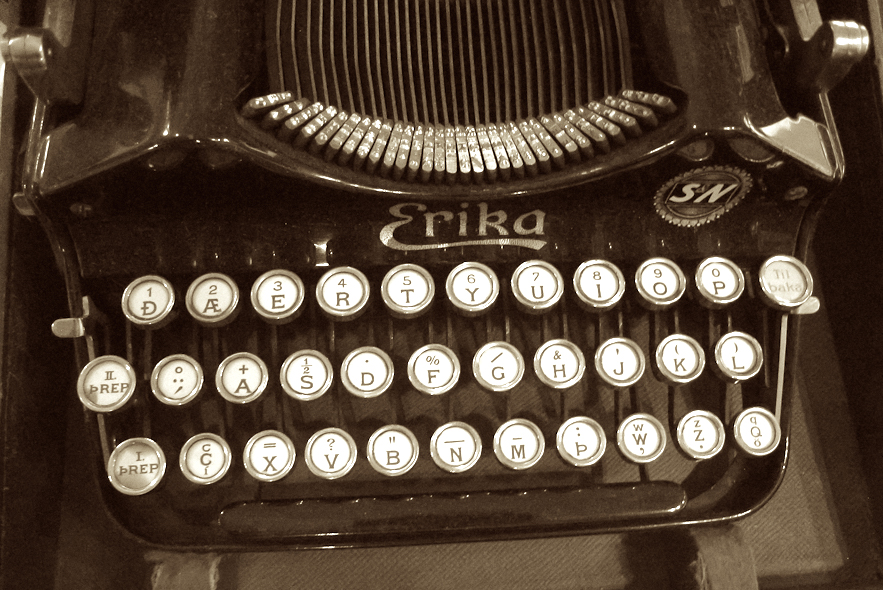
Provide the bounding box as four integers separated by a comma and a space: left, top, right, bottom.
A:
121, 255, 813, 327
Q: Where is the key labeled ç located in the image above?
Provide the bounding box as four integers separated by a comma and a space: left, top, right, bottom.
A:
732, 406, 781, 457
654, 334, 705, 385
534, 339, 586, 389
694, 257, 745, 308
381, 263, 435, 318
77, 354, 137, 413
616, 413, 666, 464
304, 427, 358, 480
121, 275, 175, 328
243, 430, 296, 482
408, 343, 460, 395
179, 432, 232, 485
280, 350, 334, 401
151, 354, 204, 406
634, 257, 687, 310
316, 266, 371, 321
367, 424, 419, 476
713, 331, 763, 382
445, 261, 499, 316
107, 437, 166, 495
215, 352, 269, 404
250, 269, 305, 324
676, 410, 726, 460
556, 416, 606, 467
573, 260, 626, 311
430, 421, 482, 473
758, 255, 813, 310
493, 418, 545, 470
340, 346, 394, 398
594, 337, 646, 388
510, 260, 564, 314
473, 341, 525, 392
185, 273, 240, 327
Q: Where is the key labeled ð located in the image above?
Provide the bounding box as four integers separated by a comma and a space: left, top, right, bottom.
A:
122, 275, 175, 328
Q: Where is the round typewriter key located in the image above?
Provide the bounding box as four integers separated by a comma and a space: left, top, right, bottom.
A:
341, 346, 394, 398
305, 427, 357, 480
676, 410, 725, 460
534, 339, 586, 389
635, 257, 686, 309
713, 332, 763, 382
493, 418, 545, 470
151, 354, 204, 406
244, 430, 296, 482
655, 334, 705, 385
408, 343, 460, 395
316, 266, 370, 321
250, 269, 305, 324
381, 263, 435, 318
594, 337, 646, 388
732, 406, 781, 456
179, 433, 232, 485
121, 275, 175, 328
758, 255, 813, 310
616, 413, 666, 463
185, 273, 240, 327
695, 257, 744, 308
445, 261, 499, 316
367, 424, 419, 476
573, 260, 626, 311
473, 341, 525, 392
280, 350, 334, 401
556, 416, 606, 467
511, 260, 565, 313
77, 355, 137, 413
430, 421, 482, 473
107, 437, 166, 495
216, 352, 269, 404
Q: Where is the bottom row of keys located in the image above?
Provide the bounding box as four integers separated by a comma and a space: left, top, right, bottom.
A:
106, 407, 781, 495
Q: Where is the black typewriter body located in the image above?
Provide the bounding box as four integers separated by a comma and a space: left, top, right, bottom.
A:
0, 0, 876, 562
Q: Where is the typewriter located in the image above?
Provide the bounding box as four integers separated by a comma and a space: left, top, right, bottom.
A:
0, 0, 868, 550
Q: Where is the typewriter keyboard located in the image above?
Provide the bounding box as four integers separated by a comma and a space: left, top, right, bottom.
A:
68, 253, 813, 541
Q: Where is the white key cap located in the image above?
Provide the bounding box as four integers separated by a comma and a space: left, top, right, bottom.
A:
367, 424, 419, 476
305, 427, 358, 479
185, 273, 240, 327
316, 266, 371, 320
179, 433, 232, 485
250, 269, 305, 324
494, 418, 545, 470
77, 354, 137, 412
107, 438, 166, 495
243, 430, 296, 482
556, 416, 606, 466
430, 421, 482, 473
676, 410, 725, 460
122, 275, 175, 328
616, 413, 666, 463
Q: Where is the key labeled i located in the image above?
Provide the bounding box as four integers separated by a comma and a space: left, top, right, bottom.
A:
573, 260, 626, 311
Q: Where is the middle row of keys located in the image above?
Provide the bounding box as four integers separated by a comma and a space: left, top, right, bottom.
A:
123, 256, 800, 329
78, 331, 764, 413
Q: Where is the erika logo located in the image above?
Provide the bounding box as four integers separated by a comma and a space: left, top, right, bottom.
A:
654, 166, 752, 227
380, 202, 547, 251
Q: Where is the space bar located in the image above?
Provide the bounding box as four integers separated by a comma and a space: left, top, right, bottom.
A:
219, 482, 687, 542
